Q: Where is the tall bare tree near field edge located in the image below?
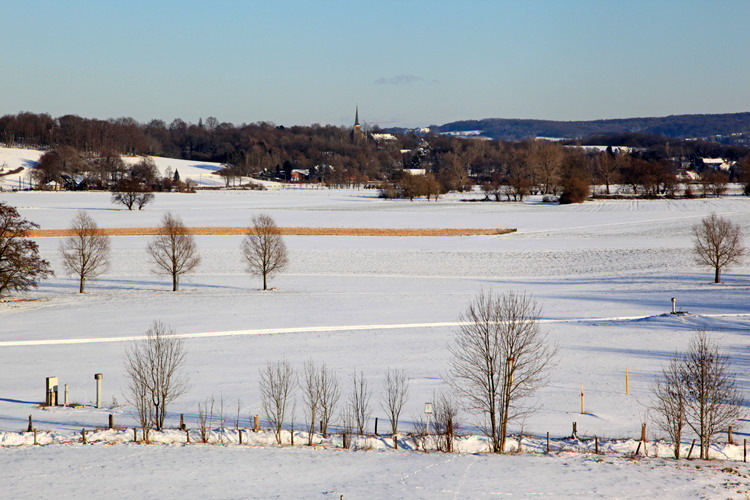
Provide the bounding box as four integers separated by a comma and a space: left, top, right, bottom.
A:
59, 211, 110, 293
693, 212, 745, 283
146, 212, 200, 291
447, 289, 558, 453
242, 213, 288, 290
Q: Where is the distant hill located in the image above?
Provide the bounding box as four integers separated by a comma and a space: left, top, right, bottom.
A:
389, 112, 750, 141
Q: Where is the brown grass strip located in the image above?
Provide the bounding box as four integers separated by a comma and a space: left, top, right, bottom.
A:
27, 227, 516, 237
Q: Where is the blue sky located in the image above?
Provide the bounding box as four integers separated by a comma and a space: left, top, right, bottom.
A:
2, 1, 749, 128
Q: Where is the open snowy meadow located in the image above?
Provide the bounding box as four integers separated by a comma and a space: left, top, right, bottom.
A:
1, 177, 750, 498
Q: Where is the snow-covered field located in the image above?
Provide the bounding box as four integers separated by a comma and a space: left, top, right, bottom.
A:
1, 179, 750, 497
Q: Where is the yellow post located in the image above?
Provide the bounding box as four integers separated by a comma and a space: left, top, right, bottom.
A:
581, 384, 584, 415
626, 368, 629, 395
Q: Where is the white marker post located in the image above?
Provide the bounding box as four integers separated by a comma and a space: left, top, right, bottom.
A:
425, 402, 433, 450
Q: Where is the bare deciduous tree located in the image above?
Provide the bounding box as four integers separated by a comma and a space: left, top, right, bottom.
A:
432, 390, 460, 453
259, 359, 296, 445
241, 213, 288, 290
218, 392, 227, 444
235, 397, 243, 431
318, 363, 340, 438
111, 178, 154, 210
0, 202, 53, 297
146, 212, 201, 291
447, 289, 558, 453
693, 212, 745, 283
197, 395, 215, 443
339, 403, 355, 450
300, 359, 322, 445
59, 211, 110, 293
651, 329, 745, 460
529, 141, 563, 195
349, 370, 372, 435
683, 329, 744, 460
651, 353, 685, 459
123, 320, 190, 432
380, 368, 410, 436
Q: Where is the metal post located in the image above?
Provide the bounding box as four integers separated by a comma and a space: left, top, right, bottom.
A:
94, 373, 103, 409
671, 298, 676, 314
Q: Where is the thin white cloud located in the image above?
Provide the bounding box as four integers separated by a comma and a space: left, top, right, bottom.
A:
374, 74, 434, 85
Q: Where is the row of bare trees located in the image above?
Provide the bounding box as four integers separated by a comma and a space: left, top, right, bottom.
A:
651, 329, 744, 460
257, 360, 414, 447
118, 288, 745, 458
54, 211, 288, 293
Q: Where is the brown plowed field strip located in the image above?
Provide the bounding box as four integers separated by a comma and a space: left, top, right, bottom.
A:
27, 227, 515, 237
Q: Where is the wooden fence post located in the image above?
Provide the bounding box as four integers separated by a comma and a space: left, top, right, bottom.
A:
728, 426, 733, 445
744, 439, 747, 462
687, 439, 696, 459
375, 418, 378, 436
239, 429, 242, 445
180, 414, 185, 431
547, 432, 550, 453
133, 428, 137, 442
595, 436, 599, 455
82, 428, 87, 445
186, 428, 190, 444
28, 415, 33, 433
109, 414, 114, 430
572, 422, 577, 439
254, 415, 259, 432
34, 429, 37, 446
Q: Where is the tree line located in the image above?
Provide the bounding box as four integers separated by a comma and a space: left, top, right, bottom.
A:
3, 111, 750, 200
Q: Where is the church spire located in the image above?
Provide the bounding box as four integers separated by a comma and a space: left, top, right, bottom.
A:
355, 106, 359, 126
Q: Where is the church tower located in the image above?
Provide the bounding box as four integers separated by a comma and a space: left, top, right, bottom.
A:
351, 106, 364, 142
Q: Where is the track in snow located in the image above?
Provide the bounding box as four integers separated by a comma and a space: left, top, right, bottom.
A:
0, 315, 674, 347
